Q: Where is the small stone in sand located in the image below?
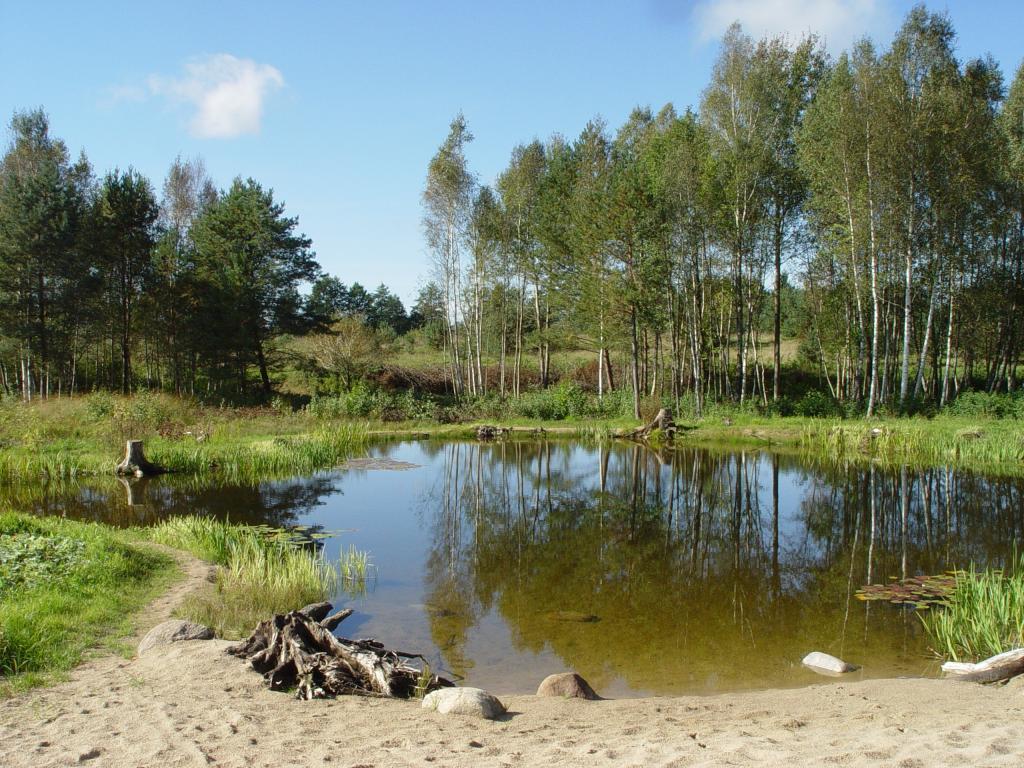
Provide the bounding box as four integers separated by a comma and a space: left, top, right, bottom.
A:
422, 687, 505, 719
537, 672, 600, 700
137, 620, 214, 656
802, 651, 860, 675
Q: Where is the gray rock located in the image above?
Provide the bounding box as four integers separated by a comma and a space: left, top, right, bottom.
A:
422, 687, 506, 719
137, 620, 214, 656
537, 672, 600, 700
802, 651, 860, 675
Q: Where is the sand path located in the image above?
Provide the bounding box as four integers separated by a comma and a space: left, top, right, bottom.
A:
2, 549, 1023, 767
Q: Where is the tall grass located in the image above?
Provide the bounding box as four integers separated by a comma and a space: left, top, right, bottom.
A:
799, 418, 1024, 473
921, 561, 1024, 662
0, 392, 368, 482
0, 513, 175, 692
149, 516, 344, 638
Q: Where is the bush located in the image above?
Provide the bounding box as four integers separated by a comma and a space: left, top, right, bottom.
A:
793, 390, 844, 418
509, 383, 594, 421
306, 386, 440, 422
945, 391, 1023, 419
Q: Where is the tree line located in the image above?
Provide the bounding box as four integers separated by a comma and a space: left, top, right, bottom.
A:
0, 114, 415, 399
422, 6, 1024, 417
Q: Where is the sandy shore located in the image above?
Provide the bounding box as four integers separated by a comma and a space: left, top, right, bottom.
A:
2, 551, 1023, 767
2, 638, 1023, 768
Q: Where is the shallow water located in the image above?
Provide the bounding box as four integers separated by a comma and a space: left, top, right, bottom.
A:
7, 439, 1024, 696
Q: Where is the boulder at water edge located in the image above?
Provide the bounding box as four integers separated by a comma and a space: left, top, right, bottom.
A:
422, 687, 506, 719
137, 620, 215, 656
537, 672, 600, 700
802, 651, 860, 675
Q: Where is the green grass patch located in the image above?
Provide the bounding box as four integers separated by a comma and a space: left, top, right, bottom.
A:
149, 516, 348, 639
921, 562, 1024, 662
0, 513, 176, 693
0, 393, 368, 483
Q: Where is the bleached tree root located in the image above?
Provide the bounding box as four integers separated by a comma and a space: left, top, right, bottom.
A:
227, 604, 453, 700
942, 648, 1024, 684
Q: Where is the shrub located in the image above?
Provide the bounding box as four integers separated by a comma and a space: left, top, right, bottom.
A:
793, 390, 844, 418
946, 391, 1022, 420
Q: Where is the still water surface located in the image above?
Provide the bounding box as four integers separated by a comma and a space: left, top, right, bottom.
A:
8, 440, 1024, 696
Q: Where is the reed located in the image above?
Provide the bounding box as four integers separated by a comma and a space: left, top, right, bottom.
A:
149, 516, 345, 638
921, 561, 1024, 662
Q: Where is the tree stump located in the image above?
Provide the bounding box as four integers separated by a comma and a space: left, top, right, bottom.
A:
476, 425, 508, 441
115, 440, 165, 477
623, 408, 677, 441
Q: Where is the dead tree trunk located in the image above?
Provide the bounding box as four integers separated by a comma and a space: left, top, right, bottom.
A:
115, 440, 165, 477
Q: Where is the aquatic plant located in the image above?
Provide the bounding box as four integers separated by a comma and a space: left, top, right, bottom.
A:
919, 562, 1024, 662
149, 516, 346, 638
855, 574, 956, 608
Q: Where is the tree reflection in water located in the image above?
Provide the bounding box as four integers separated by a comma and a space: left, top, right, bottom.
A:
5, 440, 1023, 694
420, 441, 1023, 693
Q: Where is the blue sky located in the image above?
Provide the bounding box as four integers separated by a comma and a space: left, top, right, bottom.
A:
2, 0, 1021, 306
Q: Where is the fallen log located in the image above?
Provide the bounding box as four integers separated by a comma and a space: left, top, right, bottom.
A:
942, 648, 1024, 684
115, 440, 166, 477
227, 605, 452, 700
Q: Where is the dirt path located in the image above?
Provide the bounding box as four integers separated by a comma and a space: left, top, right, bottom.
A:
2, 548, 1023, 767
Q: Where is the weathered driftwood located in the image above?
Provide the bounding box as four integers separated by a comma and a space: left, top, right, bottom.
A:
622, 408, 677, 441
115, 440, 166, 477
942, 648, 1024, 683
227, 605, 452, 700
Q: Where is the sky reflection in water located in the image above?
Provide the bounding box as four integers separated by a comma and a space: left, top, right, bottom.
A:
8, 439, 1023, 696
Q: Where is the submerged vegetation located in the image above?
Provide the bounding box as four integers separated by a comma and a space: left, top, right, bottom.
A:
0, 513, 175, 692
149, 516, 360, 638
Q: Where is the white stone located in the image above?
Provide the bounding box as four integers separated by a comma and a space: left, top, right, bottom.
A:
802, 651, 860, 675
422, 687, 506, 719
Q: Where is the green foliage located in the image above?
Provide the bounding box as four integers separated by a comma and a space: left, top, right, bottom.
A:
921, 562, 1024, 662
306, 385, 437, 422
792, 391, 844, 418
510, 383, 591, 420
945, 391, 1024, 420
0, 531, 85, 596
0, 513, 173, 687
856, 574, 956, 608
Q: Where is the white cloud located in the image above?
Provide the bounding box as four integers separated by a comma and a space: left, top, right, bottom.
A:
692, 0, 887, 51
146, 54, 284, 139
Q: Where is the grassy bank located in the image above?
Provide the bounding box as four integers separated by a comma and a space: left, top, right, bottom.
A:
149, 516, 341, 638
1, 392, 1023, 483
0, 393, 368, 483
0, 513, 176, 693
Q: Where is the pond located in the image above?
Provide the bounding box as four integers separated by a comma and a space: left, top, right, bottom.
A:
6, 439, 1024, 696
